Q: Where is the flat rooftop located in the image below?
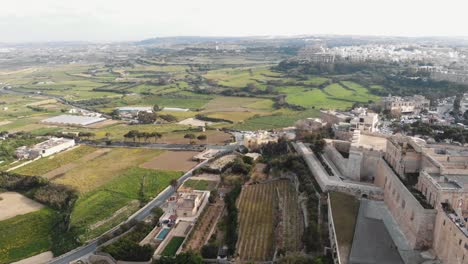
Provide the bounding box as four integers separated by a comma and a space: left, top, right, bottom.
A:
355, 134, 387, 151
116, 106, 152, 111
33, 137, 74, 150
42, 115, 106, 126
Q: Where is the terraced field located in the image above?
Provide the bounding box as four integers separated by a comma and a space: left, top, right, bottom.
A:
236, 180, 303, 262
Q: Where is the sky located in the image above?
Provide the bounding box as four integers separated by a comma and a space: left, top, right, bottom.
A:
1, 0, 468, 42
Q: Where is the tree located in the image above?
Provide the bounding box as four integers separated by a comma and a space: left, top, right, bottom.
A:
230, 157, 252, 175
152, 132, 162, 143
153, 252, 203, 264
201, 244, 218, 258
196, 134, 207, 141
137, 111, 157, 124
184, 133, 196, 143
170, 179, 178, 191
124, 130, 139, 143
78, 132, 95, 140
159, 114, 177, 122
208, 190, 218, 203
153, 104, 161, 112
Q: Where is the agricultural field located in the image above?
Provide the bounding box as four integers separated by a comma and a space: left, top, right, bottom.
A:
236, 180, 303, 262
72, 168, 182, 240
233, 109, 320, 131
0, 208, 55, 264
183, 199, 224, 252
12, 146, 184, 240
140, 151, 200, 172
14, 145, 96, 176
203, 66, 279, 89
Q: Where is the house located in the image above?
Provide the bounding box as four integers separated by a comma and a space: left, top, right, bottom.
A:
295, 118, 327, 131
15, 137, 75, 159
381, 95, 430, 115
349, 112, 379, 133
243, 131, 278, 149
175, 191, 206, 217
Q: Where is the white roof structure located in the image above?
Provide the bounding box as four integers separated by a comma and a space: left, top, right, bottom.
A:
116, 106, 153, 112
162, 107, 189, 112
42, 115, 106, 126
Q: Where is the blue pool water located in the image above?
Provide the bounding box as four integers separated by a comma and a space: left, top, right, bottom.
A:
156, 228, 170, 240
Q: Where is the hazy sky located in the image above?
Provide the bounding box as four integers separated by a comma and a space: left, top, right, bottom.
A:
1, 0, 468, 42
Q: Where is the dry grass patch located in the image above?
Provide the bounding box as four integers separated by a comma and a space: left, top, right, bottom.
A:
140, 151, 199, 172
53, 148, 164, 193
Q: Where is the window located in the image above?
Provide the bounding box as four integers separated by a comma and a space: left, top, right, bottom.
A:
402, 200, 406, 209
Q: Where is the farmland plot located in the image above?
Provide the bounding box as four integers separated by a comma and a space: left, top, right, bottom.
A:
236, 180, 303, 262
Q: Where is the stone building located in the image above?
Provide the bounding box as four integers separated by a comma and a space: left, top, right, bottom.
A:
378, 135, 468, 259
295, 117, 327, 131
381, 95, 430, 115
175, 191, 206, 217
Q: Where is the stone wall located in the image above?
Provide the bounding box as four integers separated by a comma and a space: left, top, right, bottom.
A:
375, 159, 437, 250
433, 209, 468, 264
324, 144, 358, 180
293, 142, 383, 200
324, 142, 382, 182
359, 149, 382, 182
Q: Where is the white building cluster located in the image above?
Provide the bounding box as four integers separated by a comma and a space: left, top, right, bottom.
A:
15, 137, 75, 160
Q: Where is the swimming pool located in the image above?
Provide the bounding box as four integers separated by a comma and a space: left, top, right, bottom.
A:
156, 228, 170, 240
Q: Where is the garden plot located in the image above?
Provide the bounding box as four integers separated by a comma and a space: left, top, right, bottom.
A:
236, 180, 303, 261
0, 192, 44, 221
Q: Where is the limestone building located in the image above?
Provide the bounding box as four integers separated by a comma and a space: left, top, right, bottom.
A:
381, 95, 430, 115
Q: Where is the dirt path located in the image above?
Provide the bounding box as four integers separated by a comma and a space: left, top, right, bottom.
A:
0, 192, 44, 221
11, 251, 53, 264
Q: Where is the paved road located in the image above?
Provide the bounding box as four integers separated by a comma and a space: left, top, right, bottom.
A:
47, 154, 226, 264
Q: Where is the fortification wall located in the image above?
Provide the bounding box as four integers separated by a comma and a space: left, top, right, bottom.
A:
433, 209, 468, 264
294, 142, 383, 200
375, 159, 437, 250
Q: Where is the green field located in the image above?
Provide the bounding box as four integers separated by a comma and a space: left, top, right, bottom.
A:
284, 81, 379, 110
233, 109, 320, 130
0, 208, 55, 264
204, 66, 279, 89
12, 146, 180, 240
182, 179, 217, 191
161, 236, 185, 256
72, 168, 182, 240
